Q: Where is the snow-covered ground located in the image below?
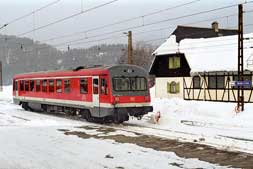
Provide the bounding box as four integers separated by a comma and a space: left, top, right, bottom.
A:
127, 87, 253, 154
0, 86, 230, 169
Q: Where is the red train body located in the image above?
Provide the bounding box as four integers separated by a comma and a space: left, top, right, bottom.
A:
13, 64, 153, 123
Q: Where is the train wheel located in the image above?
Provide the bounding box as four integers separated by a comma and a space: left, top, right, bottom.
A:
80, 110, 92, 122
137, 115, 143, 120
113, 111, 124, 124
41, 104, 47, 112
86, 112, 92, 122
22, 102, 29, 111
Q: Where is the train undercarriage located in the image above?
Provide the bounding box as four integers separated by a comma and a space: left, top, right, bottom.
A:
20, 101, 153, 124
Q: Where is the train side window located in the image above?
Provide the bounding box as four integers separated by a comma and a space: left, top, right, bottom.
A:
49, 80, 55, 93
93, 79, 98, 94
25, 81, 29, 91
13, 81, 18, 91
30, 80, 35, 92
42, 80, 47, 92
56, 79, 62, 93
64, 79, 70, 93
15, 81, 18, 91
100, 78, 108, 95
13, 81, 15, 91
36, 80, 41, 92
20, 81, 24, 91
80, 78, 88, 94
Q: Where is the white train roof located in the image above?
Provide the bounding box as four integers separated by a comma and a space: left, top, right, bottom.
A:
152, 33, 253, 72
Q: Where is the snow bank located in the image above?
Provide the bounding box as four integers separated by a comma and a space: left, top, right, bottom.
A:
0, 86, 13, 101
0, 86, 230, 169
150, 86, 253, 127
129, 86, 253, 153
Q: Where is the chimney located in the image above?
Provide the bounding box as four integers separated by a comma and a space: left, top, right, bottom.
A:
212, 21, 219, 33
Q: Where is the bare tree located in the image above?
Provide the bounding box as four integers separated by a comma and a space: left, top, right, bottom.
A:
118, 41, 156, 70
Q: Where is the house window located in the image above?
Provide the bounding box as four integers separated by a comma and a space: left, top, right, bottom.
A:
49, 80, 54, 93
42, 80, 47, 92
193, 76, 201, 89
30, 80, 35, 92
64, 79, 70, 93
208, 76, 225, 89
217, 76, 225, 89
56, 79, 62, 93
100, 78, 108, 95
167, 81, 180, 94
36, 80, 41, 92
208, 76, 216, 89
80, 78, 88, 94
168, 56, 181, 69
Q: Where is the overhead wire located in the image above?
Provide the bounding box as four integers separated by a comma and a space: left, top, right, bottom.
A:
39, 0, 202, 42
4, 1, 253, 53
21, 35, 125, 53
37, 35, 253, 53
14, 0, 120, 37
54, 17, 253, 50
42, 9, 253, 49
4, 0, 252, 46
0, 0, 62, 28
0, 0, 119, 39
5, 11, 253, 52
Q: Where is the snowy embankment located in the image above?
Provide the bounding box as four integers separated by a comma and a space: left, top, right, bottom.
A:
3, 85, 253, 154
129, 86, 253, 153
0, 86, 230, 169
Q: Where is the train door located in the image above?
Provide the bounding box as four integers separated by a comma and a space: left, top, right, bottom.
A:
92, 76, 100, 108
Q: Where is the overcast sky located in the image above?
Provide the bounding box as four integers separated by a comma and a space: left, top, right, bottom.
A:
0, 0, 252, 49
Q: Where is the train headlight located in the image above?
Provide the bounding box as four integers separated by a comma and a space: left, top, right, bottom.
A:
115, 97, 120, 102
145, 96, 150, 102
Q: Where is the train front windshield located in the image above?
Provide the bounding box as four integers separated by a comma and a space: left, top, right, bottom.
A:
113, 77, 147, 91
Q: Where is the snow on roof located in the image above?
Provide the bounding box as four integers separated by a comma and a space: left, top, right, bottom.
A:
153, 33, 253, 72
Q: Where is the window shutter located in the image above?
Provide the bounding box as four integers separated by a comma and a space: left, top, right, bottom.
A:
175, 57, 180, 68
167, 82, 171, 93
168, 57, 174, 69
176, 82, 180, 93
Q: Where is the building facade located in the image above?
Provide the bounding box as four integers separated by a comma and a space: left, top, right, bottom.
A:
150, 28, 253, 103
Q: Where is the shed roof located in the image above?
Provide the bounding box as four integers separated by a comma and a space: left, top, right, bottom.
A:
152, 33, 253, 73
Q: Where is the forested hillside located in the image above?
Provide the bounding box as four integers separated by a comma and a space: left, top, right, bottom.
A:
0, 34, 156, 85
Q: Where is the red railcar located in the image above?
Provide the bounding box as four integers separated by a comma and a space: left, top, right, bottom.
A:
13, 64, 153, 123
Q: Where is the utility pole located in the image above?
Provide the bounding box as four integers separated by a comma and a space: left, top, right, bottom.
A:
127, 31, 133, 64
237, 4, 244, 111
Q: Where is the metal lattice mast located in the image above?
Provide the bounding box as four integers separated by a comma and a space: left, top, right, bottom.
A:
237, 4, 244, 111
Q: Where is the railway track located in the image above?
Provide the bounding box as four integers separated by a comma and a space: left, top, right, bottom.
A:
4, 108, 253, 168
55, 113, 253, 169
23, 109, 253, 154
